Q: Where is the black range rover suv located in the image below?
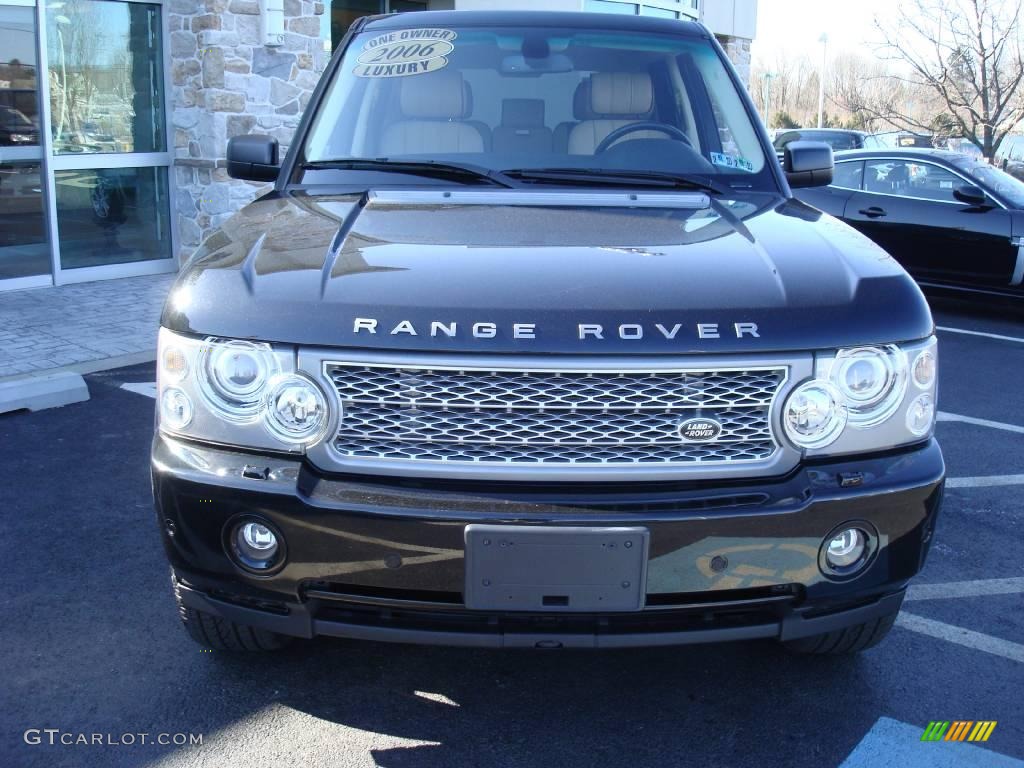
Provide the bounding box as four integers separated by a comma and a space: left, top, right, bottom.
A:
153, 11, 944, 654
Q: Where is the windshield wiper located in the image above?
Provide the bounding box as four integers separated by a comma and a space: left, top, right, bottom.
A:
302, 158, 516, 188
501, 167, 725, 195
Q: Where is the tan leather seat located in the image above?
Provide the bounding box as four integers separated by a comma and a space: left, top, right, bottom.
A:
379, 71, 485, 156
567, 72, 665, 155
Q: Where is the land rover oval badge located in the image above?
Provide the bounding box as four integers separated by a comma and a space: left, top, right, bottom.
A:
678, 417, 723, 442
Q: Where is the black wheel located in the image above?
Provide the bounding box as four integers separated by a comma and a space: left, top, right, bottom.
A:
172, 575, 290, 652
783, 607, 898, 655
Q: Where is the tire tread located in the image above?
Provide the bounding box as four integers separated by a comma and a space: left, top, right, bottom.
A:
784, 608, 898, 656
172, 574, 290, 652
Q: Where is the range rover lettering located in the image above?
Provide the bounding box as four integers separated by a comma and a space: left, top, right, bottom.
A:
153, 11, 944, 655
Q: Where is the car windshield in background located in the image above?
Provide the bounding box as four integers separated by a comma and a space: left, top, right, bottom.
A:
774, 130, 861, 151
951, 156, 1024, 208
302, 25, 772, 188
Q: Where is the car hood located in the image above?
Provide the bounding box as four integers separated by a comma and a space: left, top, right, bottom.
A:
163, 189, 933, 354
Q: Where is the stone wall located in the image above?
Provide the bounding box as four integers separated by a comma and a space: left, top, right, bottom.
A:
169, 0, 330, 258
717, 34, 752, 88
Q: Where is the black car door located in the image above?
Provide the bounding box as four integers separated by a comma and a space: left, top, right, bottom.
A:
795, 159, 863, 217
843, 158, 1016, 288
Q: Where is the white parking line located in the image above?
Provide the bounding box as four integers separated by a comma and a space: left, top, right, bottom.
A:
937, 325, 1024, 344
839, 717, 1024, 768
120, 382, 158, 399
906, 578, 1024, 601
946, 475, 1024, 489
896, 612, 1024, 664
937, 411, 1024, 435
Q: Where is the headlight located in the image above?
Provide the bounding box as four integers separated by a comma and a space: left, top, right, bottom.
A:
264, 375, 329, 445
830, 345, 907, 427
788, 336, 937, 457
156, 329, 333, 453
783, 381, 847, 449
199, 339, 280, 420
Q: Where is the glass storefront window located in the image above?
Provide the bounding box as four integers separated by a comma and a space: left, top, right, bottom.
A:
325, 0, 432, 51
46, 0, 165, 155
584, 0, 638, 13
641, 6, 679, 18
55, 166, 171, 269
1, 1, 49, 280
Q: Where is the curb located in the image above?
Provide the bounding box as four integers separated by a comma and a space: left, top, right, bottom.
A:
0, 351, 156, 415
0, 371, 90, 414
0, 350, 157, 383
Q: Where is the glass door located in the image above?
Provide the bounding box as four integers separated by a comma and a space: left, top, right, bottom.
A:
42, 0, 175, 284
0, 0, 51, 289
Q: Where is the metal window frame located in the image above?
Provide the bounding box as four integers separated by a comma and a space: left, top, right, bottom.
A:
0, 0, 178, 292
835, 156, 1008, 210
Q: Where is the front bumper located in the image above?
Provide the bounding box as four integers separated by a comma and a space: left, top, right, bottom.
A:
153, 434, 944, 648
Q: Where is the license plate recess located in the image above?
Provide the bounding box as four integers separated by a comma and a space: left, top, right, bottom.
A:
463, 525, 649, 612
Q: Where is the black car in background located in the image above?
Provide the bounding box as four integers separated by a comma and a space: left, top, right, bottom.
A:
0, 106, 39, 146
773, 128, 867, 155
795, 148, 1024, 298
864, 131, 935, 149
994, 135, 1024, 181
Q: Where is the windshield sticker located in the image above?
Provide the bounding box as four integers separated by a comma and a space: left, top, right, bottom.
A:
710, 152, 755, 173
355, 29, 456, 78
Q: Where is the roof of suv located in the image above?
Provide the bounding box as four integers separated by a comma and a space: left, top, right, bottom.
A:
360, 10, 709, 37
832, 148, 970, 162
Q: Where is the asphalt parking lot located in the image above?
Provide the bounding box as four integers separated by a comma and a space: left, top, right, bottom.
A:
1, 295, 1022, 768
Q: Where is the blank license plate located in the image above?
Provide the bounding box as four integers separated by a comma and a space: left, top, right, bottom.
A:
464, 525, 649, 612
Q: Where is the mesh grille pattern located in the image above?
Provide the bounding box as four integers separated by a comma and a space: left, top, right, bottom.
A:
326, 363, 786, 468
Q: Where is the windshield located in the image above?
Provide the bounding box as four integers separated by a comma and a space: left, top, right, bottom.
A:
302, 24, 772, 188
951, 156, 1024, 208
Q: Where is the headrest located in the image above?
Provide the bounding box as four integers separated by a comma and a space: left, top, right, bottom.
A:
589, 72, 654, 117
501, 99, 545, 128
400, 70, 470, 119
573, 78, 595, 120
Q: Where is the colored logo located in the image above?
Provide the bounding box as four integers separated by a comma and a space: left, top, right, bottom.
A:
921, 721, 997, 742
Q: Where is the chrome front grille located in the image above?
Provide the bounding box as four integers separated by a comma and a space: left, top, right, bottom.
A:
319, 360, 791, 476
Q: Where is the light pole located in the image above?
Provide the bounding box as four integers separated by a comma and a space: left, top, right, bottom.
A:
761, 72, 775, 126
817, 32, 828, 128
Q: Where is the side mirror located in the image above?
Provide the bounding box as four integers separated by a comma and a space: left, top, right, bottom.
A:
784, 141, 834, 188
226, 135, 280, 182
953, 183, 988, 207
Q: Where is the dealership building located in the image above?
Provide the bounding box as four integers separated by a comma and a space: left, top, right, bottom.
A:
0, 0, 757, 293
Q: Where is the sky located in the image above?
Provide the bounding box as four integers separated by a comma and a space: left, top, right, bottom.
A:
753, 0, 897, 64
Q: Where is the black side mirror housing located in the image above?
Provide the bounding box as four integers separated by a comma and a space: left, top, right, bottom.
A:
953, 183, 988, 207
784, 141, 834, 188
226, 135, 280, 182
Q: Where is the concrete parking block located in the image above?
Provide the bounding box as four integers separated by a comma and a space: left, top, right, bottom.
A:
0, 371, 89, 414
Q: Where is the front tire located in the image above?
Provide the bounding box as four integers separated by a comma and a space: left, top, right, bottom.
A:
172, 576, 290, 652
783, 608, 898, 655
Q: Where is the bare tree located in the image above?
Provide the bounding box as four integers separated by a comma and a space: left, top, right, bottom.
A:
868, 0, 1024, 158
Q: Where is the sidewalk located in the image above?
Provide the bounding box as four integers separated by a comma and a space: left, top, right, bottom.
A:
0, 274, 175, 381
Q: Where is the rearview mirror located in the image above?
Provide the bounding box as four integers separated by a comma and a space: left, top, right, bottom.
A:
953, 183, 988, 207
226, 135, 280, 182
784, 141, 833, 188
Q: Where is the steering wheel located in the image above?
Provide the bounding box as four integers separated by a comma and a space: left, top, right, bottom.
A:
594, 122, 693, 154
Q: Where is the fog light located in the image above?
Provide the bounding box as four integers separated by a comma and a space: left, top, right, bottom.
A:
826, 528, 865, 567
230, 520, 283, 572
